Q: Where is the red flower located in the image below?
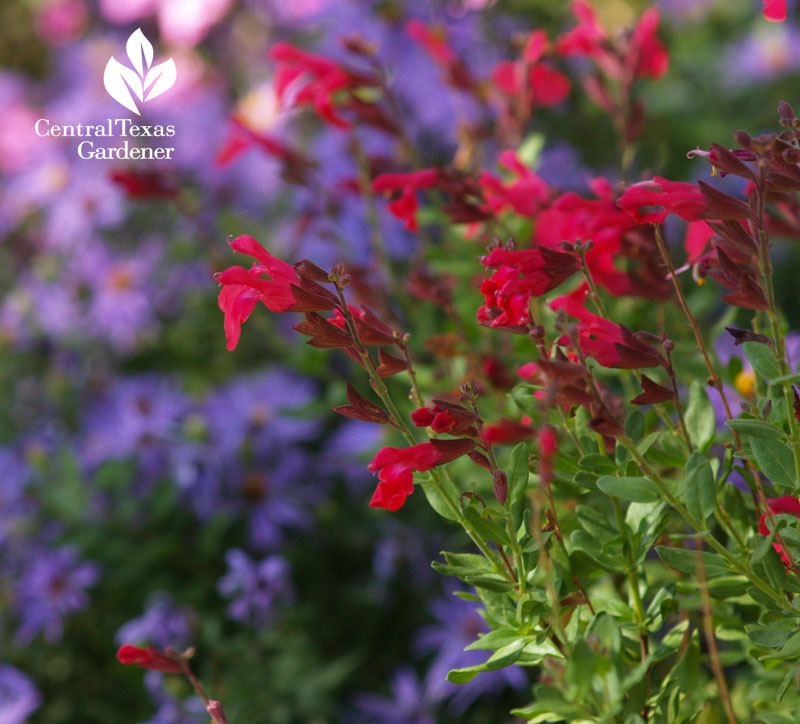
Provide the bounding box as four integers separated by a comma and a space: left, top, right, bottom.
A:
536, 181, 645, 297
478, 245, 578, 329
631, 8, 669, 80
269, 43, 375, 128
373, 169, 440, 232
411, 400, 479, 436
685, 221, 714, 265
758, 496, 800, 565
479, 151, 550, 217
109, 168, 177, 199
481, 417, 535, 447
557, 1, 668, 82
764, 0, 787, 21
215, 236, 300, 351
491, 31, 571, 109
367, 443, 443, 511
551, 289, 664, 369
618, 177, 709, 224
406, 20, 474, 91
116, 645, 183, 673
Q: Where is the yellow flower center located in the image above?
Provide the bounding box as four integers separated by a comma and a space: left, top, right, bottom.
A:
735, 369, 756, 399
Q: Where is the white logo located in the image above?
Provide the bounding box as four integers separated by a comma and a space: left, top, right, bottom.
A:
104, 29, 176, 115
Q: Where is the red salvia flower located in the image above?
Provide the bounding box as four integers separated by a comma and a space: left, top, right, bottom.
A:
269, 42, 377, 129
215, 236, 301, 351
478, 245, 578, 329
481, 417, 535, 447
372, 169, 440, 232
557, 1, 668, 82
551, 290, 664, 369
367, 442, 443, 511
479, 151, 550, 218
618, 177, 709, 224
406, 20, 475, 91
764, 0, 787, 22
758, 496, 800, 566
116, 645, 183, 673
411, 400, 479, 436
491, 30, 571, 109
536, 180, 643, 297
109, 168, 177, 199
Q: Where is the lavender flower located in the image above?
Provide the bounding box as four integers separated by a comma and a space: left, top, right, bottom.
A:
81, 375, 188, 475
0, 665, 41, 724
14, 545, 99, 643
115, 592, 193, 651
140, 671, 207, 724
217, 548, 293, 627
414, 591, 526, 712
352, 667, 436, 724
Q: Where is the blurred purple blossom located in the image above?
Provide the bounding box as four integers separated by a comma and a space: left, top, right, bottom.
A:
414, 591, 526, 712
351, 667, 437, 724
81, 375, 188, 475
13, 545, 99, 643
141, 671, 206, 724
115, 592, 193, 651
217, 548, 293, 627
0, 665, 42, 724
722, 24, 800, 86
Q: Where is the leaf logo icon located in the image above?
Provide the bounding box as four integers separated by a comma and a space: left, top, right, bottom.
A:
104, 29, 177, 115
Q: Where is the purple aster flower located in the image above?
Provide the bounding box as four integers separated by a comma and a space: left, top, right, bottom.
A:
203, 369, 319, 459
81, 375, 188, 476
115, 592, 193, 651
722, 24, 800, 86
0, 665, 41, 724
217, 548, 293, 627
14, 545, 99, 643
0, 448, 32, 546
351, 667, 436, 724
414, 590, 527, 712
141, 671, 207, 724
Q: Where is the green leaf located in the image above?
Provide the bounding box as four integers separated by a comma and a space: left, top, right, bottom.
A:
751, 438, 796, 492
683, 452, 717, 523
465, 628, 521, 651
685, 380, 715, 449
726, 418, 786, 439
446, 638, 528, 683
744, 340, 780, 380
509, 442, 530, 500
578, 454, 617, 475
462, 506, 510, 546
420, 477, 460, 521
655, 546, 731, 577
597, 476, 660, 503
746, 626, 790, 648
777, 665, 797, 702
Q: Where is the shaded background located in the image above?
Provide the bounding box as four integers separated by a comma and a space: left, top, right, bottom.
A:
1, 0, 799, 722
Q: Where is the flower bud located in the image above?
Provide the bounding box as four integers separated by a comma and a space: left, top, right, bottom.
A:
493, 469, 508, 505
207, 701, 230, 724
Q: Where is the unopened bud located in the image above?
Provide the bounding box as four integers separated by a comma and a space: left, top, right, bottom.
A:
493, 469, 508, 506
779, 100, 795, 121
207, 701, 230, 724
662, 338, 675, 352
558, 241, 575, 252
